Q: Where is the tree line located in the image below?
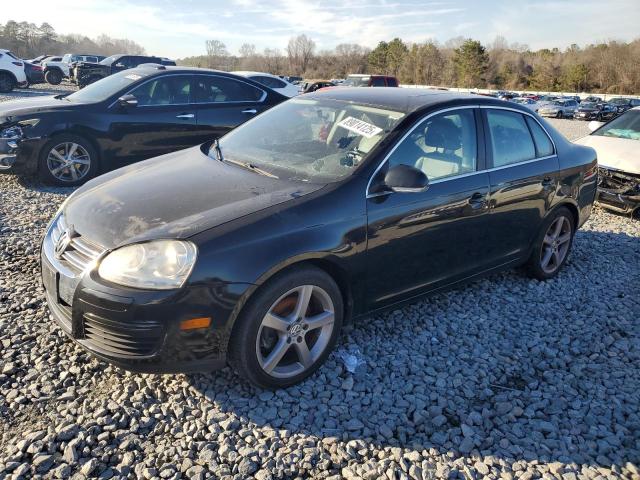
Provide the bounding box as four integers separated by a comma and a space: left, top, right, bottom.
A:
0, 20, 146, 59
180, 35, 640, 94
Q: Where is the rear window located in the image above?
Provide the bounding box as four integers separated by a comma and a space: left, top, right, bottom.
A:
525, 117, 554, 157
371, 77, 385, 87
486, 110, 536, 167
387, 77, 399, 87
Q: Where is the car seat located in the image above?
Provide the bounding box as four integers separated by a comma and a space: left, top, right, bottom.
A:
414, 116, 462, 179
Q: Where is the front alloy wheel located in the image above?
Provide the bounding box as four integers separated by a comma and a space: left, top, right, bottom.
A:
257, 285, 335, 378
47, 142, 91, 183
229, 266, 343, 389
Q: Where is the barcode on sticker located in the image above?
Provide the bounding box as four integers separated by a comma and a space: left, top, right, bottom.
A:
337, 117, 383, 138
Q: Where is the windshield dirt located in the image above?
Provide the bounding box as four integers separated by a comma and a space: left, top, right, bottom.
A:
212, 97, 405, 183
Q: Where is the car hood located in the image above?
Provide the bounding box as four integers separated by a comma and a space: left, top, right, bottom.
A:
0, 95, 76, 122
574, 135, 640, 174
63, 145, 324, 249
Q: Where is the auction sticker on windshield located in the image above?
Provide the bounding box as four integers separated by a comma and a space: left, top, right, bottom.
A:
338, 117, 383, 138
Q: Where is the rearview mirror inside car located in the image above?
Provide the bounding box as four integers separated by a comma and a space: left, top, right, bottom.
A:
118, 94, 138, 108
384, 164, 429, 193
588, 120, 604, 132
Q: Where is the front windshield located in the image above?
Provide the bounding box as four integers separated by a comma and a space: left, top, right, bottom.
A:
593, 110, 640, 140
66, 70, 148, 103
343, 76, 370, 87
580, 102, 596, 109
214, 97, 406, 183
100, 55, 118, 65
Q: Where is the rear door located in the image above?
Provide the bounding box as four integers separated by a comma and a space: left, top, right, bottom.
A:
482, 107, 559, 264
107, 74, 201, 163
191, 74, 270, 141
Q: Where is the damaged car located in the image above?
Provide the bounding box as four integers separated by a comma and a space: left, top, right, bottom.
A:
574, 107, 640, 217
41, 89, 598, 388
72, 54, 176, 88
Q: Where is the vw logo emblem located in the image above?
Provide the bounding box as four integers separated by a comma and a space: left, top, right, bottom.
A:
54, 229, 73, 259
289, 324, 303, 336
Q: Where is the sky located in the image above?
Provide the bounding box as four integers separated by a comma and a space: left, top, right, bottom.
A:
2, 0, 639, 59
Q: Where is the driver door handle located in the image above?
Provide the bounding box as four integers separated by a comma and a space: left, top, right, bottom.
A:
242, 108, 258, 114
176, 113, 195, 119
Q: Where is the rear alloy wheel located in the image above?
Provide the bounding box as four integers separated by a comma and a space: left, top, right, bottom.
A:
39, 134, 98, 186
527, 207, 574, 280
229, 266, 343, 389
0, 72, 16, 93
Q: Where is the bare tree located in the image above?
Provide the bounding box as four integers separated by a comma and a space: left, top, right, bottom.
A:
286, 34, 315, 75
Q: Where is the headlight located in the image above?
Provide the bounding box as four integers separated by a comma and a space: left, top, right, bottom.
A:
0, 125, 22, 139
98, 240, 197, 290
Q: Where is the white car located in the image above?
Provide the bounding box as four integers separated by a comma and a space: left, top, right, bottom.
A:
574, 107, 640, 216
231, 71, 299, 97
511, 97, 540, 112
0, 49, 28, 93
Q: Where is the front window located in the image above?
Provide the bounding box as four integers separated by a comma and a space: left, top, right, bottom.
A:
593, 110, 640, 140
65, 70, 150, 103
129, 76, 191, 105
213, 98, 405, 183
387, 109, 477, 181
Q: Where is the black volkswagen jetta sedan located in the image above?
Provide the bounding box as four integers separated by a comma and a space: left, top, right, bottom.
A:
0, 65, 286, 185
42, 88, 598, 388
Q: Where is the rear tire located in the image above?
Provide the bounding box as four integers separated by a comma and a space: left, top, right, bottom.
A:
0, 72, 16, 93
38, 134, 99, 186
556, 111, 563, 119
526, 207, 575, 280
229, 266, 343, 389
44, 69, 62, 85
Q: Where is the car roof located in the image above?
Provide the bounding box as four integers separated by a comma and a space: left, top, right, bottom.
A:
127, 65, 268, 81
305, 87, 527, 114
232, 71, 278, 78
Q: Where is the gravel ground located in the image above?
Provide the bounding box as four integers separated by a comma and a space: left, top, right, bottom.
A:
0, 105, 638, 480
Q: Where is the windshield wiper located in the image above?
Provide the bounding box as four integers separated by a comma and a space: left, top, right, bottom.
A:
223, 158, 278, 178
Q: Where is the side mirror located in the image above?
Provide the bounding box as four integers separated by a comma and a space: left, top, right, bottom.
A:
384, 164, 429, 193
588, 120, 604, 132
118, 94, 138, 109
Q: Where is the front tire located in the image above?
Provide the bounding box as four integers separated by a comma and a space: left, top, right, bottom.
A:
229, 266, 343, 389
526, 207, 575, 280
44, 69, 62, 85
38, 134, 99, 186
556, 111, 563, 119
0, 72, 16, 93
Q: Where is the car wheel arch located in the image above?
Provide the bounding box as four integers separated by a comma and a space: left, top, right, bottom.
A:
545, 201, 579, 232
224, 256, 354, 348
0, 70, 18, 83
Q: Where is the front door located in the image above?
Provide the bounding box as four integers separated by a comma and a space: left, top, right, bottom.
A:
366, 107, 492, 309
107, 74, 201, 164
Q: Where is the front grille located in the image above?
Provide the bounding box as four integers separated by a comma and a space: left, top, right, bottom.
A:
83, 313, 164, 358
51, 215, 106, 275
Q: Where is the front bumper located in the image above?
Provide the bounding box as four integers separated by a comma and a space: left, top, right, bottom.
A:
596, 167, 640, 215
40, 216, 245, 373
574, 111, 597, 120
0, 137, 19, 170
0, 133, 44, 175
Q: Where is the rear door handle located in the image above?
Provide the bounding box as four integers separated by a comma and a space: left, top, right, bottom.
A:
242, 108, 257, 114
468, 192, 488, 210
176, 113, 195, 119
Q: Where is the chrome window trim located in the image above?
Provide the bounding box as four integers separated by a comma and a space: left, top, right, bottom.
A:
365, 105, 479, 198
365, 104, 559, 199
108, 73, 267, 109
